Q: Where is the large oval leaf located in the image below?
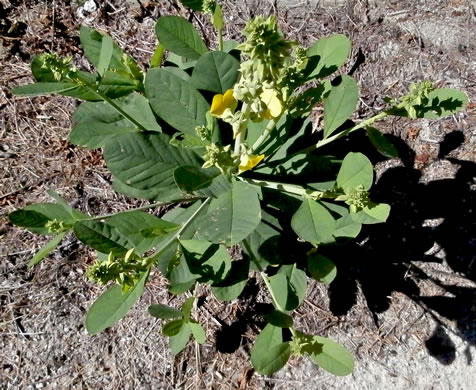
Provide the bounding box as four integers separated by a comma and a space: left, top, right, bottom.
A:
211, 258, 250, 301
73, 220, 133, 255
70, 93, 161, 149
309, 336, 355, 376
323, 75, 358, 138
196, 180, 261, 245
145, 68, 210, 135
336, 152, 373, 190
307, 253, 337, 284
80, 25, 129, 72
423, 88, 469, 118
251, 324, 291, 375
155, 16, 207, 61
306, 34, 351, 79
291, 199, 336, 244
191, 51, 240, 93
85, 271, 148, 334
104, 132, 202, 200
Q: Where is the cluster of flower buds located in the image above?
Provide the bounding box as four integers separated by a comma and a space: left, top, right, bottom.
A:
336, 185, 374, 213
45, 219, 72, 233
388, 80, 435, 119
87, 248, 147, 292
39, 53, 76, 81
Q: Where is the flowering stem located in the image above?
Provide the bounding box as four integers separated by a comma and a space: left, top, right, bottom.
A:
234, 102, 250, 155
249, 116, 280, 154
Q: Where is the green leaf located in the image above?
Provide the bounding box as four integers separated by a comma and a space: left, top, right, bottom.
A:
189, 321, 206, 344
334, 214, 362, 238
352, 203, 390, 224
223, 40, 240, 53
306, 34, 351, 79
291, 198, 336, 244
163, 319, 185, 336
308, 335, 355, 376
148, 304, 184, 319
212, 4, 223, 30
85, 271, 148, 334
251, 324, 291, 375
169, 322, 192, 355
73, 220, 133, 255
270, 265, 307, 312
31, 55, 56, 82
150, 43, 165, 68
278, 264, 308, 310
197, 180, 261, 245
145, 68, 210, 135
80, 25, 129, 72
155, 16, 207, 61
9, 203, 78, 235
180, 240, 232, 284
12, 82, 78, 96
242, 210, 282, 270
9, 209, 51, 231
366, 127, 398, 158
165, 52, 197, 70
27, 231, 68, 268
46, 189, 87, 220
178, 0, 204, 12
70, 93, 161, 149
97, 34, 113, 76
167, 251, 198, 285
162, 66, 191, 81
307, 253, 337, 284
191, 51, 239, 93
181, 296, 195, 322
211, 258, 250, 301
104, 132, 202, 200
423, 88, 469, 118
336, 152, 373, 191
105, 211, 178, 254
174, 166, 221, 193
263, 310, 293, 328
323, 75, 358, 138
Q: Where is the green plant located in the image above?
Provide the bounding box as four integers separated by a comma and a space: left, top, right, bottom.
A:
9, 1, 468, 377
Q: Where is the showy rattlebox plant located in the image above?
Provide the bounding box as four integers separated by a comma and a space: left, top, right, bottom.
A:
9, 2, 468, 377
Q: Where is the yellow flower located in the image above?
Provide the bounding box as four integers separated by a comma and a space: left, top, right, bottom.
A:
238, 154, 265, 173
260, 88, 282, 119
210, 89, 238, 118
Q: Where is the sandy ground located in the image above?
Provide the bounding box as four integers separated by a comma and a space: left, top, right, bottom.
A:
1, 0, 475, 389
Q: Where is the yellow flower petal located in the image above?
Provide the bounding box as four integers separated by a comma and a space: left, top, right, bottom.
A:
211, 94, 225, 116
239, 154, 265, 173
210, 89, 237, 118
260, 88, 282, 118
223, 89, 238, 111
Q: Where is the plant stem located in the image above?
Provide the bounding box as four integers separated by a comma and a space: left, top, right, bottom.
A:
147, 197, 211, 262
234, 103, 250, 155
292, 111, 389, 157
78, 78, 147, 131
86, 197, 203, 221
237, 177, 339, 200
249, 116, 280, 154
260, 272, 286, 313
218, 29, 224, 51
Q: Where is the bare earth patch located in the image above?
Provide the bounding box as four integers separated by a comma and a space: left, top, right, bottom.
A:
1, 1, 475, 389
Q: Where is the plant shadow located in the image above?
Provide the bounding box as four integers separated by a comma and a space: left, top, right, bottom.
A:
319, 129, 476, 365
